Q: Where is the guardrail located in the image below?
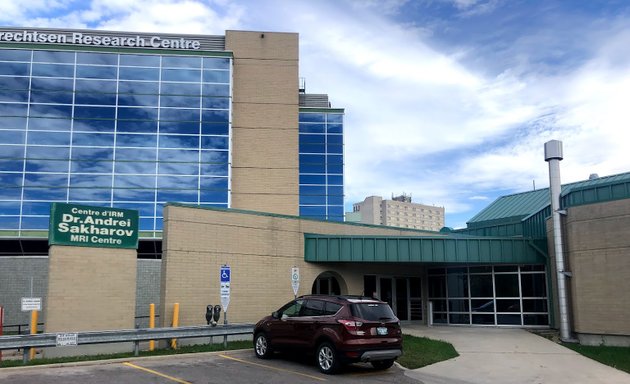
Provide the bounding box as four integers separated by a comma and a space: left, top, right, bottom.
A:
0, 323, 254, 364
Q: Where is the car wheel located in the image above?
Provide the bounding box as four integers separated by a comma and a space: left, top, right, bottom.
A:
317, 342, 340, 374
371, 359, 395, 370
254, 333, 272, 359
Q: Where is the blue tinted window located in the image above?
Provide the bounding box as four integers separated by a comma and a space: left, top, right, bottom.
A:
158, 162, 198, 175
76, 65, 117, 79
202, 110, 228, 122
72, 132, 115, 147
299, 123, 325, 133
327, 123, 343, 133
161, 95, 201, 108
299, 174, 326, 184
203, 70, 230, 83
327, 144, 343, 154
25, 159, 67, 172
72, 147, 113, 160
118, 94, 159, 107
139, 217, 156, 230
327, 155, 343, 165
159, 135, 199, 149
158, 175, 198, 189
118, 120, 157, 133
28, 117, 71, 131
200, 189, 228, 202
33, 50, 74, 64
328, 206, 345, 220
32, 63, 74, 77
0, 116, 26, 129
203, 57, 230, 70
0, 103, 28, 117
328, 186, 344, 196
328, 114, 343, 123
115, 148, 156, 161
300, 206, 327, 217
328, 175, 343, 185
26, 146, 69, 160
114, 202, 155, 216
299, 143, 325, 153
0, 159, 24, 171
162, 69, 201, 82
75, 92, 117, 106
300, 195, 327, 205
158, 149, 198, 163
200, 150, 228, 164
0, 186, 21, 199
199, 177, 228, 190
300, 185, 326, 196
0, 62, 29, 76
113, 188, 156, 201
70, 174, 112, 188
157, 189, 198, 203
114, 175, 155, 188
115, 161, 155, 174
0, 216, 19, 229
0, 130, 25, 144
300, 134, 325, 144
0, 145, 24, 158
73, 119, 115, 132
201, 136, 228, 150
199, 163, 228, 176
119, 54, 160, 67
202, 97, 230, 109
116, 134, 157, 147
161, 82, 200, 96
75, 79, 117, 93
300, 113, 325, 123
30, 91, 73, 104
0, 90, 28, 102
327, 135, 343, 145
202, 84, 229, 97
118, 107, 158, 121
29, 104, 72, 118
69, 188, 111, 201
27, 131, 70, 146
0, 173, 22, 186
0, 202, 19, 217
74, 106, 116, 120
118, 81, 160, 94
20, 216, 50, 229
160, 108, 199, 122
77, 52, 118, 65
119, 67, 159, 81
300, 163, 326, 173
0, 49, 31, 61
21, 202, 52, 215
32, 78, 74, 91
24, 173, 68, 186
70, 160, 113, 173
300, 154, 325, 164
328, 164, 343, 174
0, 76, 30, 90
160, 121, 199, 134
162, 56, 201, 68
23, 187, 67, 200
201, 122, 229, 135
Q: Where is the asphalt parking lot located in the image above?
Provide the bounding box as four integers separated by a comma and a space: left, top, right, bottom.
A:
0, 349, 419, 384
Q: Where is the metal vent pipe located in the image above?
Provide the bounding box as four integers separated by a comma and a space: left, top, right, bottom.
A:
544, 140, 573, 341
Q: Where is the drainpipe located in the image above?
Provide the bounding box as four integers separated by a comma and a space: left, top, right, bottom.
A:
544, 140, 573, 342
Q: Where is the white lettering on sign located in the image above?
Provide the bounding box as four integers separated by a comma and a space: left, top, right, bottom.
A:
56, 333, 78, 347
0, 30, 201, 50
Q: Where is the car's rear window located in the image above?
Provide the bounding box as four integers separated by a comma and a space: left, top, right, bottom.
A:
349, 303, 395, 321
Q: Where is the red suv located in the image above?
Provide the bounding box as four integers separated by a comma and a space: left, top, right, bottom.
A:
253, 295, 403, 374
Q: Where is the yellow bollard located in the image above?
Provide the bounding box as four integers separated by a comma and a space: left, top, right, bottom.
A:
29, 310, 38, 360
170, 303, 179, 349
149, 303, 155, 351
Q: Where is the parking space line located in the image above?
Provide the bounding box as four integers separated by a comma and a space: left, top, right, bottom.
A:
122, 362, 192, 384
218, 354, 327, 382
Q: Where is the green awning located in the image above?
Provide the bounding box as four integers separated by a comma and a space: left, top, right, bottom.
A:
304, 234, 546, 264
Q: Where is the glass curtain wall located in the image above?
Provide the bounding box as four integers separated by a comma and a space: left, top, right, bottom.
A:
0, 48, 231, 235
298, 110, 344, 221
428, 265, 549, 326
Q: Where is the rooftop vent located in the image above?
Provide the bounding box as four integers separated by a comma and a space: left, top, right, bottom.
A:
589, 173, 599, 180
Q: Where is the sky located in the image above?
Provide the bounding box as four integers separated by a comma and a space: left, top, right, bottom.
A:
4, 0, 630, 228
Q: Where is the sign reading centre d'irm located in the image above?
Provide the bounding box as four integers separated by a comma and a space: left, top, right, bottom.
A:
49, 203, 139, 249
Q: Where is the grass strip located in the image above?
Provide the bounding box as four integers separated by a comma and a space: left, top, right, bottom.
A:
562, 343, 630, 374
397, 334, 458, 369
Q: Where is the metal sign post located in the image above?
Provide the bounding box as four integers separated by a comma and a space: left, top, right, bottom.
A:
291, 267, 300, 299
220, 265, 231, 348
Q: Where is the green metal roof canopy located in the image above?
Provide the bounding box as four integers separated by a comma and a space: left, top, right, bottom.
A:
304, 234, 546, 264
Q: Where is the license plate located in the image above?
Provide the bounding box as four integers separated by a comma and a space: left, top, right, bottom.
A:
376, 327, 388, 335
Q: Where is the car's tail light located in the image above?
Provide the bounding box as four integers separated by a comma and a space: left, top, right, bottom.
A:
338, 319, 365, 335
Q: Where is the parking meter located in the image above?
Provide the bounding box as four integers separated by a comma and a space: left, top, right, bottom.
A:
213, 305, 221, 323
205, 305, 213, 325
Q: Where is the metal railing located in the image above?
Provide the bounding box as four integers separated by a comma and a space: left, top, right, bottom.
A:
0, 323, 254, 364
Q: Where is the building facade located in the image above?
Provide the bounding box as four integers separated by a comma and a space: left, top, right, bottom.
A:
350, 194, 445, 231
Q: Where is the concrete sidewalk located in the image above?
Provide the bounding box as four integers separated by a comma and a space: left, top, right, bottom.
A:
402, 325, 630, 384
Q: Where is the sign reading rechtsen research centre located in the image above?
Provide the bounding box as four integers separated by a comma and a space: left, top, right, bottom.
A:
49, 203, 139, 249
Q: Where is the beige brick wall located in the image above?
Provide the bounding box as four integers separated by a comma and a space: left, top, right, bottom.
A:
564, 200, 630, 335
45, 246, 137, 333
159, 205, 434, 327
226, 31, 299, 215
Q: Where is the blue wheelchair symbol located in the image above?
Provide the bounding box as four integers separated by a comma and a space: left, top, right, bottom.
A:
220, 267, 230, 283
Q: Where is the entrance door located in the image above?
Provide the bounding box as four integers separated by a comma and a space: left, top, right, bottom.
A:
378, 277, 410, 321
